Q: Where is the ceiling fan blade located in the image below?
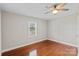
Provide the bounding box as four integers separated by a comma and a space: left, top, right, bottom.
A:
56, 3, 66, 9
56, 9, 69, 11
62, 9, 69, 11
44, 11, 50, 14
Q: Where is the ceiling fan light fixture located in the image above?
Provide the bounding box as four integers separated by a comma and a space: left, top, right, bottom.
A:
52, 10, 58, 14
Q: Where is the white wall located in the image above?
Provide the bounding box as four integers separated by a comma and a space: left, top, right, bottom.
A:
77, 12, 79, 55
76, 12, 79, 46
0, 10, 1, 55
2, 11, 47, 51
48, 14, 79, 46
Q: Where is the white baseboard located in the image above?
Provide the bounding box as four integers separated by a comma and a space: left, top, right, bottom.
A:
48, 39, 79, 48
2, 38, 47, 53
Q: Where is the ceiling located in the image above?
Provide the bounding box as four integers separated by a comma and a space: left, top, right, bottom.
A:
0, 3, 79, 20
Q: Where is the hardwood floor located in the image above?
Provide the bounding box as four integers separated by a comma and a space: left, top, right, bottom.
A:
2, 40, 78, 56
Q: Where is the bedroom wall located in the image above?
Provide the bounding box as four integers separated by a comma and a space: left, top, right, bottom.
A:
48, 14, 79, 47
0, 10, 1, 55
77, 12, 79, 56
1, 11, 48, 51
76, 12, 79, 46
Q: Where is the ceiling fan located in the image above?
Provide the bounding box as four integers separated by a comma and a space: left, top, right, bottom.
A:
45, 3, 69, 15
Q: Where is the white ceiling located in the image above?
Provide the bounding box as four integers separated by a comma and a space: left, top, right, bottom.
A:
0, 3, 79, 20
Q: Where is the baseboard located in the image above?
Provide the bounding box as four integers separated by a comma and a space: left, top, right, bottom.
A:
2, 38, 47, 53
48, 39, 79, 48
